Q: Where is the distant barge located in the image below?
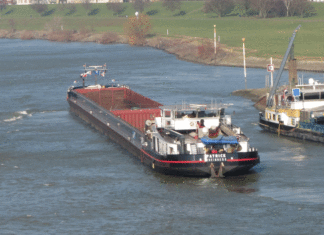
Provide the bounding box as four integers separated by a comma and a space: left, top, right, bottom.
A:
67, 65, 260, 177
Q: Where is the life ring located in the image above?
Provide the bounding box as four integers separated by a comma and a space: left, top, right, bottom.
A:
190, 122, 194, 126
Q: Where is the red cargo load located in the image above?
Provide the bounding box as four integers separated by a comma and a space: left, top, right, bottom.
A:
75, 87, 162, 132
75, 87, 162, 111
111, 109, 161, 132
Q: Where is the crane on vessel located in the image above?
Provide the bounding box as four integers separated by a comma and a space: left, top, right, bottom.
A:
266, 25, 301, 107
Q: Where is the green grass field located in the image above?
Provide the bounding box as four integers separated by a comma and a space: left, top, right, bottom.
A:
1, 2, 324, 59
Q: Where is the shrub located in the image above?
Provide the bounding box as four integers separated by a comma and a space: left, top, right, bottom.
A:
173, 10, 185, 16
47, 30, 73, 42
20, 30, 34, 40
98, 32, 119, 44
107, 2, 126, 16
124, 14, 151, 46
198, 41, 214, 60
88, 8, 99, 16
146, 9, 158, 16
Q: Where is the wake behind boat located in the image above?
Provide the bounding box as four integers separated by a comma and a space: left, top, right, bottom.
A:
67, 64, 260, 177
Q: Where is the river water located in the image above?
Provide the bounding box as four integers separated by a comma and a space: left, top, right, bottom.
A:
0, 39, 323, 234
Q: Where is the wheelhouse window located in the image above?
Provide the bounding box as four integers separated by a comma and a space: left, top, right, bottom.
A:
205, 110, 217, 117
176, 111, 197, 118
164, 110, 171, 118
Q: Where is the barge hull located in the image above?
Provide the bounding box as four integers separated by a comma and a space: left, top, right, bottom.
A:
259, 118, 324, 143
68, 87, 259, 177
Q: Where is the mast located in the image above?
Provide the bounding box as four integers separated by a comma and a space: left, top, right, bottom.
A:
81, 64, 107, 86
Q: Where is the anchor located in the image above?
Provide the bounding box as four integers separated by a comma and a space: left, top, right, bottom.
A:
210, 163, 217, 178
210, 162, 225, 178
218, 162, 225, 178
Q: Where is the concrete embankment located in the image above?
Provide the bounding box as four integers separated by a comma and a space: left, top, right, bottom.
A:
231, 88, 268, 111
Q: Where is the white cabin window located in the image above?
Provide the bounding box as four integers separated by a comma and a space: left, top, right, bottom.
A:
273, 114, 275, 120
291, 119, 295, 126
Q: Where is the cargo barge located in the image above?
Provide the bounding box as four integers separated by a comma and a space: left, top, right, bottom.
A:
67, 65, 260, 177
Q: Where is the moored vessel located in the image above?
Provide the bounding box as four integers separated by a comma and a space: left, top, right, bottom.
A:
258, 24, 324, 143
67, 64, 260, 177
259, 78, 324, 142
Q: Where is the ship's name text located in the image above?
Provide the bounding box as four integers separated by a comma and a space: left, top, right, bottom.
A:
204, 154, 227, 162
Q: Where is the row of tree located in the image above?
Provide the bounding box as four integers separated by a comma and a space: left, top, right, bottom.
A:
0, 0, 316, 18
204, 0, 315, 18
28, 0, 183, 17
95, 0, 317, 18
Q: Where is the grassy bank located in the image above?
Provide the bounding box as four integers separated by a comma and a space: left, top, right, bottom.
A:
1, 2, 324, 60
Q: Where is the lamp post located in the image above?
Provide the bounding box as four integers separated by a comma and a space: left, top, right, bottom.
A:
214, 25, 216, 55
242, 38, 247, 89
270, 57, 273, 87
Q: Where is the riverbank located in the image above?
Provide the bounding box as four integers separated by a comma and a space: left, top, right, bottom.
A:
1, 29, 324, 73
2, 28, 321, 112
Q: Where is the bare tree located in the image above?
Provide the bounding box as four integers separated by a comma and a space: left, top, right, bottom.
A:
8, 19, 15, 31
162, 0, 181, 12
270, 0, 286, 17
283, 0, 292, 16
106, 2, 126, 16
203, 0, 234, 18
133, 0, 149, 13
66, 4, 76, 15
234, 0, 251, 15
31, 0, 47, 3
82, 0, 92, 15
289, 0, 314, 17
0, 0, 7, 12
249, 0, 273, 18
30, 3, 48, 16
